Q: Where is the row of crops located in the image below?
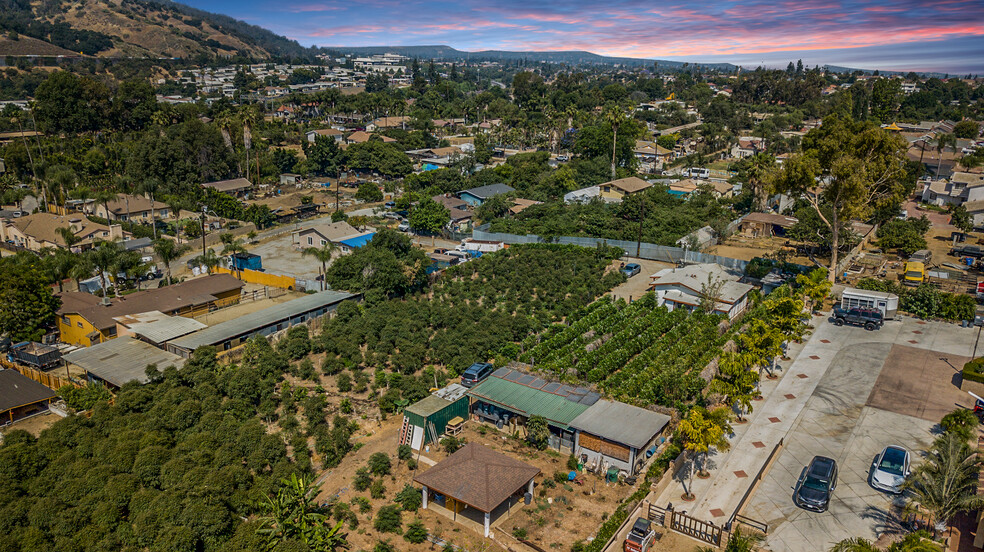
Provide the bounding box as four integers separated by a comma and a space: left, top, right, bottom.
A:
519, 292, 729, 408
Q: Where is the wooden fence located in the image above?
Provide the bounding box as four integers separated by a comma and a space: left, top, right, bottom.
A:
1, 358, 80, 390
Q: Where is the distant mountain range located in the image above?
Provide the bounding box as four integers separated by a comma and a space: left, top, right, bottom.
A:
332, 45, 739, 70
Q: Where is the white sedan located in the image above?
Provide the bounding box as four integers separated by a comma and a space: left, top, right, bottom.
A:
870, 445, 910, 494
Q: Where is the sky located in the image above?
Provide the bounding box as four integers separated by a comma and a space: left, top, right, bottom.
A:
183, 0, 984, 74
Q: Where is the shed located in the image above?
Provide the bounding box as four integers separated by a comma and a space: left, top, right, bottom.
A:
114, 310, 207, 347
0, 369, 57, 423
841, 287, 898, 319
415, 443, 540, 537
400, 384, 469, 450
739, 212, 799, 238
568, 400, 670, 475
63, 336, 185, 388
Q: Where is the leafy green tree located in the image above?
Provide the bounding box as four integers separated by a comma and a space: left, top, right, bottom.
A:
355, 182, 383, 203
368, 452, 392, 476
397, 444, 413, 462
373, 505, 403, 534
526, 415, 550, 450
948, 205, 973, 234
877, 218, 930, 257
0, 256, 61, 340
440, 435, 464, 454
394, 484, 422, 512
153, 238, 190, 285
408, 197, 450, 242
770, 115, 908, 282
795, 268, 832, 311
953, 120, 980, 140
404, 519, 427, 544
33, 71, 111, 134
709, 352, 759, 422
272, 148, 299, 174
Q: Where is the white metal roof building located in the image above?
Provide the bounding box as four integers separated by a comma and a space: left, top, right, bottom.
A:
63, 337, 186, 388
114, 310, 208, 347
167, 290, 358, 357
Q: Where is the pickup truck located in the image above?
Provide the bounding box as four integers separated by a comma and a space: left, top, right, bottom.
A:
951, 245, 984, 259
832, 307, 883, 330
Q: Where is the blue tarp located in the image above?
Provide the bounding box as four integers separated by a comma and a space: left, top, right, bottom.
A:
339, 233, 375, 249
423, 164, 440, 171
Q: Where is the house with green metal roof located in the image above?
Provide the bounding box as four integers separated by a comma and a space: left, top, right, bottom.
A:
466, 366, 601, 452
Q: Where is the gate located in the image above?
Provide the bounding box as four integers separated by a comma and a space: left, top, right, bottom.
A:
669, 510, 724, 547
647, 504, 667, 526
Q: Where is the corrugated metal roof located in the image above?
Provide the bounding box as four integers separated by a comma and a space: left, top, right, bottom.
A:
467, 374, 594, 429
568, 400, 670, 449
115, 311, 207, 344
169, 290, 358, 351
63, 337, 185, 387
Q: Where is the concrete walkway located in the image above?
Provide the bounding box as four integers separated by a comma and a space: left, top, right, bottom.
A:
651, 313, 834, 520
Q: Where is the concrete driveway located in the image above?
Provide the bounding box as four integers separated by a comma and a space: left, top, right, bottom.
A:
743, 317, 977, 551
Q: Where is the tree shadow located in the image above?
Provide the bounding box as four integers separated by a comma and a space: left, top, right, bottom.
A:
858, 502, 908, 538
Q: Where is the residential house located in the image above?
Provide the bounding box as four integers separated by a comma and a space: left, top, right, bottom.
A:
346, 131, 397, 145
738, 212, 799, 237
564, 186, 601, 204
921, 171, 984, 207
432, 194, 474, 232
731, 137, 766, 159
666, 178, 700, 197
458, 183, 515, 206
203, 178, 252, 198
306, 128, 344, 143
292, 221, 375, 253
56, 274, 244, 347
90, 194, 169, 222
649, 263, 754, 320
367, 116, 409, 131
509, 198, 543, 215
569, 400, 670, 476
113, 310, 208, 349
599, 177, 653, 201
0, 369, 57, 424
0, 213, 127, 252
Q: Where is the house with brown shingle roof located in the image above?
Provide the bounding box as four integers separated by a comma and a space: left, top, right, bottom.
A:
90, 194, 170, 222
599, 177, 653, 201
0, 212, 128, 252
415, 442, 540, 537
56, 273, 244, 347
202, 178, 253, 197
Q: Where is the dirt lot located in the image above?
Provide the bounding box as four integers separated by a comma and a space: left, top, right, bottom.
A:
3, 412, 62, 437
707, 235, 813, 266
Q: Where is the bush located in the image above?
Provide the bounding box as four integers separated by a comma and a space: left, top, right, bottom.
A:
397, 444, 413, 461
526, 415, 549, 450
352, 496, 372, 514
337, 372, 352, 392
353, 468, 373, 492
374, 505, 403, 533
963, 358, 984, 384
374, 540, 395, 552
941, 408, 979, 441
58, 382, 112, 411
370, 478, 386, 499
340, 398, 353, 414
368, 452, 392, 476
567, 453, 579, 471
440, 436, 464, 454
553, 470, 569, 483
395, 483, 422, 512
513, 527, 528, 539
404, 519, 428, 544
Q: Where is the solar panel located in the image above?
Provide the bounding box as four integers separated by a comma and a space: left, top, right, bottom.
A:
582, 392, 602, 405
505, 371, 526, 383
516, 374, 535, 385
528, 377, 547, 389
542, 382, 561, 394
493, 367, 512, 379
556, 384, 574, 396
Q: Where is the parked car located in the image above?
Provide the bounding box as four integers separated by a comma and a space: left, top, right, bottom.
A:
557, 154, 570, 162
952, 244, 984, 259
832, 307, 883, 330
909, 250, 932, 265
460, 362, 494, 388
384, 201, 396, 209
623, 517, 656, 552
433, 248, 450, 255
794, 456, 838, 512
397, 221, 410, 232
902, 261, 926, 286
621, 263, 642, 278
870, 445, 910, 494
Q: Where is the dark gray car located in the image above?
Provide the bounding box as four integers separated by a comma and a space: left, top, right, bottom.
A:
795, 456, 837, 512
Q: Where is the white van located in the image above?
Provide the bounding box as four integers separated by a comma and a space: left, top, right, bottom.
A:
687, 167, 710, 179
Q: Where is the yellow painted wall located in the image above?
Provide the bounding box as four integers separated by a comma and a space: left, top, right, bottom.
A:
58, 313, 100, 347
215, 267, 296, 290
599, 185, 625, 201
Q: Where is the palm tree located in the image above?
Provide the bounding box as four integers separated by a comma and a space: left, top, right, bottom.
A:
69, 252, 95, 292
222, 236, 249, 277
92, 189, 119, 222
89, 240, 125, 298
302, 242, 338, 291
240, 105, 259, 181
604, 107, 627, 180
903, 433, 984, 536
829, 537, 879, 552
795, 268, 832, 312
163, 195, 185, 243
678, 407, 724, 498
56, 226, 81, 251
935, 133, 955, 179
153, 238, 190, 285
39, 247, 77, 293
745, 153, 776, 212
195, 248, 224, 274
137, 178, 163, 240
709, 352, 759, 422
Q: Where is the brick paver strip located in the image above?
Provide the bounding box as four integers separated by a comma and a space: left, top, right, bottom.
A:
784, 394, 796, 399
820, 339, 831, 343
709, 508, 725, 517
768, 417, 781, 423
909, 340, 918, 344
809, 355, 821, 360
752, 441, 766, 448
734, 470, 748, 478
797, 373, 809, 378
913, 330, 922, 334
917, 320, 927, 325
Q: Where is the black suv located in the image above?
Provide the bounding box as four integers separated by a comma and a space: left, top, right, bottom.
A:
832, 307, 883, 330
795, 456, 837, 512
461, 363, 493, 388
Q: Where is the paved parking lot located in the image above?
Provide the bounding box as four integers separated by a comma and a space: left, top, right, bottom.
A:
743, 317, 976, 551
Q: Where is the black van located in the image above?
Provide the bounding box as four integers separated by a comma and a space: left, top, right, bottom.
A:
461, 363, 493, 388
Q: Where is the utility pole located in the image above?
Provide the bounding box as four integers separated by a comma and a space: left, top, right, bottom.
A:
200, 206, 208, 260
636, 195, 645, 258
